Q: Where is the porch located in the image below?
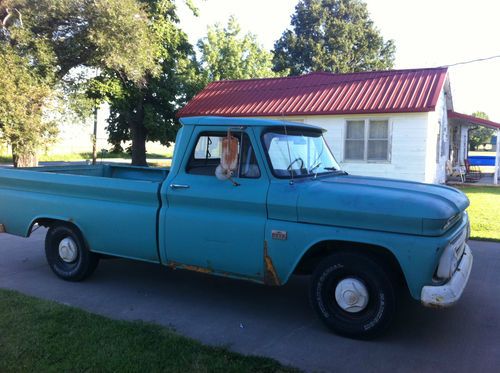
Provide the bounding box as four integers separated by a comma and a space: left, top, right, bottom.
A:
447, 111, 500, 185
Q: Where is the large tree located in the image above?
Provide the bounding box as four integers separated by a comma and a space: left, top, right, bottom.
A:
197, 16, 278, 82
0, 0, 159, 166
103, 0, 201, 166
0, 45, 57, 167
469, 111, 494, 151
1, 0, 158, 82
273, 0, 396, 75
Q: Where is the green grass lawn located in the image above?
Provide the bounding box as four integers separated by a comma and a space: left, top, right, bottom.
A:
0, 289, 296, 373
456, 186, 500, 242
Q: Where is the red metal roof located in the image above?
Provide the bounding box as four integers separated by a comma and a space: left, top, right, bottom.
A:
178, 67, 448, 118
448, 110, 500, 130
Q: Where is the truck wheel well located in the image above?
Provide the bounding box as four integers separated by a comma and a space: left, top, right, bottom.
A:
28, 218, 79, 236
294, 240, 408, 292
30, 218, 111, 258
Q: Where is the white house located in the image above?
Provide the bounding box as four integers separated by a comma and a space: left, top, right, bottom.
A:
178, 68, 500, 184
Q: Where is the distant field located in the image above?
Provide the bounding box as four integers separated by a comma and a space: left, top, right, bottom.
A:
0, 151, 172, 166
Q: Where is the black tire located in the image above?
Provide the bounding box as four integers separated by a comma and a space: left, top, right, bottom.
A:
45, 224, 99, 282
310, 252, 396, 339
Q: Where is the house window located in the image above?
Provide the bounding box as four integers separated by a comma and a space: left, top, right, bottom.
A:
344, 119, 390, 162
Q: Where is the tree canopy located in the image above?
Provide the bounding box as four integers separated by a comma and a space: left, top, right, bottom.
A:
469, 111, 494, 151
272, 0, 396, 75
103, 0, 200, 165
197, 16, 278, 82
0, 0, 161, 166
1, 0, 159, 83
107, 13, 280, 166
0, 45, 57, 166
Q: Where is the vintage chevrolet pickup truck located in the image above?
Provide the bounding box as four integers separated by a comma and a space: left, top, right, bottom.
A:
0, 116, 473, 338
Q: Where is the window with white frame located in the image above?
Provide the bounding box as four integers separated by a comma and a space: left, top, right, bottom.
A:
344, 119, 390, 162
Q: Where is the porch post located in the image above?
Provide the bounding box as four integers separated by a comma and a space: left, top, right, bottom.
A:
459, 125, 468, 164
495, 129, 500, 185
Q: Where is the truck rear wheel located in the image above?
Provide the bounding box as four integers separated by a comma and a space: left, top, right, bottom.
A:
310, 252, 396, 339
45, 224, 99, 281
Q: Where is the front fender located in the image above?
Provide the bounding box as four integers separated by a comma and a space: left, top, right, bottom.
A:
264, 218, 467, 300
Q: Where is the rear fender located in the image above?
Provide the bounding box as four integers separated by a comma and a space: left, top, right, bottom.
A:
27, 215, 86, 238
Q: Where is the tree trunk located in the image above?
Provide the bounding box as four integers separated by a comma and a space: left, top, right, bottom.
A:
130, 95, 148, 167
12, 149, 38, 168
92, 105, 98, 165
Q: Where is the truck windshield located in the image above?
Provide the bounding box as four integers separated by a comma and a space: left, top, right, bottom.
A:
262, 129, 342, 178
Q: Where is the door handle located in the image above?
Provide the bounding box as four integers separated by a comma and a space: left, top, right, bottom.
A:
170, 184, 190, 190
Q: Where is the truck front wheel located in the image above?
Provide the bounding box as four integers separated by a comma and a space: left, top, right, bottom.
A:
45, 224, 99, 281
310, 252, 396, 339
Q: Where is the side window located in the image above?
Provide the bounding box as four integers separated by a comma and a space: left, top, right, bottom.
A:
187, 132, 260, 178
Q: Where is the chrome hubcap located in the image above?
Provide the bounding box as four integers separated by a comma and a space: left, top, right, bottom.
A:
334, 278, 369, 313
58, 237, 78, 263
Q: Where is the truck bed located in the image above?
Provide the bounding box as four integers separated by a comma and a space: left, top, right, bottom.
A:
27, 164, 169, 182
0, 164, 169, 263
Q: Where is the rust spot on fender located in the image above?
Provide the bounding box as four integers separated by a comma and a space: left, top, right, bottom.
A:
264, 240, 280, 286
0, 224, 6, 233
167, 260, 213, 275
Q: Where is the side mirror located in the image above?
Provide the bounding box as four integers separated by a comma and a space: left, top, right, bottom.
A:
215, 130, 240, 185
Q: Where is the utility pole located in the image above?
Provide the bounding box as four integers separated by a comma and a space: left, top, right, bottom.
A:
92, 104, 98, 165
494, 128, 499, 185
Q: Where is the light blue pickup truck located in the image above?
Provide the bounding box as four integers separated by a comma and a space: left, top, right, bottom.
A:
0, 116, 473, 338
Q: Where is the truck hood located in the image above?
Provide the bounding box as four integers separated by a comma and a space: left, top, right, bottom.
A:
296, 174, 469, 236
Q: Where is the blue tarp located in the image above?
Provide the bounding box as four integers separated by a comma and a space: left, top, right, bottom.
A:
468, 156, 496, 166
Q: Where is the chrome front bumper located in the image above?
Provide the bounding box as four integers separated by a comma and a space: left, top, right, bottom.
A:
421, 245, 473, 308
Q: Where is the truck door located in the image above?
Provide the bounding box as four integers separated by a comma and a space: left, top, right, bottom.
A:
164, 126, 269, 280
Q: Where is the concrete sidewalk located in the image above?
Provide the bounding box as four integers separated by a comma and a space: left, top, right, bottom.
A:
1, 230, 499, 372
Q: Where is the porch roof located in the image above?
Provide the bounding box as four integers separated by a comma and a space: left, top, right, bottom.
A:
448, 110, 500, 130
447, 111, 500, 185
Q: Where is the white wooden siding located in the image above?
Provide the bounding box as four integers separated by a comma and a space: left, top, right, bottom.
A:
426, 90, 449, 183
264, 113, 431, 182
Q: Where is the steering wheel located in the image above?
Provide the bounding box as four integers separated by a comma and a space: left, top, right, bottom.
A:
287, 157, 305, 173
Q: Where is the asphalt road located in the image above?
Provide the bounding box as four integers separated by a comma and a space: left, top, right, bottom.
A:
1, 229, 499, 373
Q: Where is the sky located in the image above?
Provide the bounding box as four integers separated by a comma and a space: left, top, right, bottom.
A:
177, 0, 500, 123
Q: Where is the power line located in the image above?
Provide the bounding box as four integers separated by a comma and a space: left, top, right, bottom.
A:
443, 54, 500, 68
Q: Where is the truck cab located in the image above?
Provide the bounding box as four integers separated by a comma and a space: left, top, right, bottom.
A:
162, 117, 472, 337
